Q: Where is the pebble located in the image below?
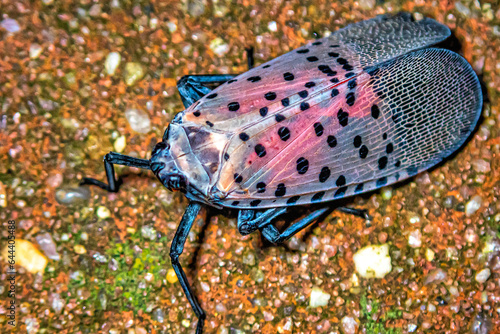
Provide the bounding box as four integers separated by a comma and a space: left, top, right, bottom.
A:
167, 268, 178, 283
55, 187, 90, 205
408, 229, 422, 248
209, 38, 230, 57
424, 268, 447, 285
465, 195, 483, 217
123, 62, 145, 86
105, 52, 121, 75
35, 233, 60, 261
125, 108, 151, 133
340, 316, 359, 334
268, 21, 278, 32
152, 308, 165, 323
29, 43, 43, 59
455, 2, 471, 16
425, 248, 435, 262
1, 18, 20, 34
114, 135, 126, 152
2, 239, 48, 273
358, 0, 375, 10
49, 292, 65, 314
353, 244, 392, 278
141, 225, 156, 240
381, 187, 392, 200
89, 4, 101, 17
96, 206, 111, 219
187, 0, 206, 17
74, 245, 87, 254
475, 268, 491, 283
46, 172, 63, 188
309, 287, 331, 307
471, 159, 491, 173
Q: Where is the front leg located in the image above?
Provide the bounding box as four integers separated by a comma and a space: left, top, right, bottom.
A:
170, 202, 205, 333
177, 48, 255, 108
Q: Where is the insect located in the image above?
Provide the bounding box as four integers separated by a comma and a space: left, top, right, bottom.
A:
82, 13, 482, 333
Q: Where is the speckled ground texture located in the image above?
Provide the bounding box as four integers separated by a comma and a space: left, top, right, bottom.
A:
1, 0, 500, 333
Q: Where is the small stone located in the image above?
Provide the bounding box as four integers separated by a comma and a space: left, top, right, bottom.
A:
152, 308, 165, 323
455, 2, 471, 16
424, 268, 447, 285
114, 135, 126, 152
381, 187, 392, 200
89, 4, 101, 17
471, 313, 492, 334
49, 292, 65, 314
74, 245, 87, 254
96, 206, 111, 219
46, 172, 63, 188
340, 316, 359, 334
209, 37, 230, 57
104, 52, 121, 75
353, 244, 392, 278
268, 21, 278, 32
181, 319, 190, 328
35, 233, 60, 261
475, 268, 491, 283
167, 268, 178, 283
242, 252, 255, 266
141, 225, 156, 240
408, 229, 422, 248
309, 287, 331, 307
465, 195, 483, 217
2, 239, 48, 273
200, 281, 210, 292
425, 248, 435, 262
29, 43, 43, 59
358, 0, 375, 10
187, 0, 206, 17
1, 18, 20, 34
263, 310, 274, 321
442, 195, 457, 209
123, 62, 145, 86
471, 159, 491, 173
55, 187, 90, 205
0, 182, 6, 208
125, 108, 151, 133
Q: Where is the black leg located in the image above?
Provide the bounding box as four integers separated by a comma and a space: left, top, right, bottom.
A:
336, 207, 371, 220
177, 48, 255, 108
80, 152, 150, 192
177, 74, 237, 108
260, 207, 331, 244
170, 202, 205, 334
237, 207, 287, 235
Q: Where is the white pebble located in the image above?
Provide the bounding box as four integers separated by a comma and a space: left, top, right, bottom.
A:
408, 229, 422, 248
353, 244, 392, 278
309, 287, 331, 307
465, 195, 483, 217
29, 43, 43, 59
125, 108, 151, 133
96, 206, 111, 219
105, 52, 121, 75
114, 135, 126, 152
471, 159, 491, 173
123, 62, 145, 86
1, 18, 20, 34
340, 316, 359, 334
268, 21, 278, 32
425, 248, 435, 262
475, 268, 491, 283
210, 37, 229, 57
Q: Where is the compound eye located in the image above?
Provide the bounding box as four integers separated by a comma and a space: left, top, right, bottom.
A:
152, 141, 169, 156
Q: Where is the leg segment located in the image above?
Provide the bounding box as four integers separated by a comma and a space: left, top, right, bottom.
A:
177, 74, 237, 108
177, 48, 255, 108
336, 206, 371, 220
237, 207, 287, 235
80, 152, 150, 192
170, 202, 205, 334
260, 207, 331, 244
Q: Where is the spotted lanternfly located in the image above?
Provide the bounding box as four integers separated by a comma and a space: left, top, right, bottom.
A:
83, 13, 482, 333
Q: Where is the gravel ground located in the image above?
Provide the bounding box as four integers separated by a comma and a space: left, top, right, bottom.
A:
1, 0, 500, 333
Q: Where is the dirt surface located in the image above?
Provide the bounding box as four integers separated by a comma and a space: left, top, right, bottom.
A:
1, 0, 500, 333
